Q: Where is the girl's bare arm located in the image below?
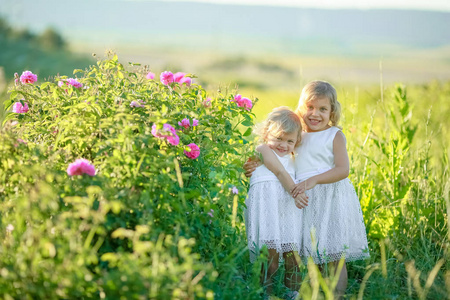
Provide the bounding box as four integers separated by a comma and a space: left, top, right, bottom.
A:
257, 144, 308, 208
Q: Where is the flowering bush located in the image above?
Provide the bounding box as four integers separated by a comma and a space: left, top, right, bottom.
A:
0, 53, 260, 299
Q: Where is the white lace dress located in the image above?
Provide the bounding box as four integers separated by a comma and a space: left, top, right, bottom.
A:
295, 126, 370, 264
245, 151, 303, 262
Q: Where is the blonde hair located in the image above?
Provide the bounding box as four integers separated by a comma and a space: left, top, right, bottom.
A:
256, 106, 302, 148
295, 80, 341, 128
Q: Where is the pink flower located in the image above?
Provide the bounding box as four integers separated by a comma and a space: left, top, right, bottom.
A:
67, 78, 82, 88
192, 118, 199, 126
146, 72, 155, 79
130, 100, 144, 108
14, 138, 27, 147
58, 80, 65, 87
184, 143, 200, 159
207, 209, 214, 218
160, 71, 174, 85
179, 76, 192, 86
233, 94, 242, 103
203, 97, 212, 108
151, 123, 180, 146
173, 72, 186, 82
173, 72, 192, 86
178, 118, 190, 129
67, 158, 96, 176
231, 186, 239, 194
236, 97, 253, 110
12, 101, 29, 113
19, 71, 37, 84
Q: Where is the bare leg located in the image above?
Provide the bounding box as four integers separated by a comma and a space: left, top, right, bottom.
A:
261, 249, 280, 295
283, 251, 302, 291
329, 261, 347, 300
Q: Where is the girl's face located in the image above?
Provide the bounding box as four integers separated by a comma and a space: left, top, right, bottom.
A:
267, 130, 298, 157
302, 96, 332, 132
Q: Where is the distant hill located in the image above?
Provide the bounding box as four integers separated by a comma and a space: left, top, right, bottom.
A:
1, 0, 450, 57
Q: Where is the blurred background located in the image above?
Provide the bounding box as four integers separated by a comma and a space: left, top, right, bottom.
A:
1, 0, 449, 119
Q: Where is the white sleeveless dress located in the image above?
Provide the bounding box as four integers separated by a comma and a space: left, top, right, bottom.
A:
295, 126, 369, 264
245, 151, 303, 262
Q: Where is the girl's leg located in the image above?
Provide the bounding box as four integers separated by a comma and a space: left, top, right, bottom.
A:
283, 251, 302, 291
329, 261, 347, 300
261, 249, 280, 294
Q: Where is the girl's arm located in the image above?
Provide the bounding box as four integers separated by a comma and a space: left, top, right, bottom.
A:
256, 144, 296, 191
243, 156, 261, 177
257, 144, 308, 208
292, 131, 350, 195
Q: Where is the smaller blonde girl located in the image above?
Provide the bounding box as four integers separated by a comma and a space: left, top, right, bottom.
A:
245, 106, 307, 297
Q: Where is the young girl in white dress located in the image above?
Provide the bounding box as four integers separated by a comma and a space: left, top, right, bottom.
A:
246, 81, 369, 298
245, 106, 308, 297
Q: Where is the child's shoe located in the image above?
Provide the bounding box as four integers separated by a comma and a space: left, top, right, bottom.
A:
285, 290, 299, 300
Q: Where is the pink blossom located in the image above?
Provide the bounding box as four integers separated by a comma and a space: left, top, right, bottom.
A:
12, 101, 29, 113
203, 97, 212, 108
19, 71, 37, 84
146, 72, 155, 79
179, 76, 192, 86
14, 138, 27, 147
231, 186, 239, 194
178, 118, 190, 129
173, 72, 186, 82
192, 118, 199, 126
207, 209, 214, 218
130, 100, 144, 108
67, 78, 82, 88
236, 97, 253, 110
151, 123, 180, 146
173, 72, 192, 86
184, 143, 200, 159
233, 94, 242, 103
160, 71, 174, 85
58, 80, 65, 87
67, 158, 96, 176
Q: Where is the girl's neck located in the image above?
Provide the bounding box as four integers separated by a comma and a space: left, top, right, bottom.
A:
304, 125, 332, 133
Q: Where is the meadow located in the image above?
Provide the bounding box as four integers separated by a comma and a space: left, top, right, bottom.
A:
0, 49, 449, 300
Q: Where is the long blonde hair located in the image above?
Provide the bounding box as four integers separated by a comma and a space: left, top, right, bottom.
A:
255, 106, 302, 148
295, 80, 341, 128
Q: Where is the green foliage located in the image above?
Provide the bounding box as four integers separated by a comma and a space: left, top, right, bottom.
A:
1, 53, 262, 299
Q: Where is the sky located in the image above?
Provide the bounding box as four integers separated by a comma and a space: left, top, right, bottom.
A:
155, 0, 450, 11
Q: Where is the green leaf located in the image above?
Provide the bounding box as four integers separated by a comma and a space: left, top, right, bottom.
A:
243, 127, 252, 136
241, 120, 253, 127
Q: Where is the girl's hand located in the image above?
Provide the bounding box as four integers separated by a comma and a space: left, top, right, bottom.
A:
243, 156, 261, 178
291, 178, 318, 197
294, 192, 308, 209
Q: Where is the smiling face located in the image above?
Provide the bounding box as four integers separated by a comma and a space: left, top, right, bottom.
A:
267, 130, 298, 156
303, 96, 332, 132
